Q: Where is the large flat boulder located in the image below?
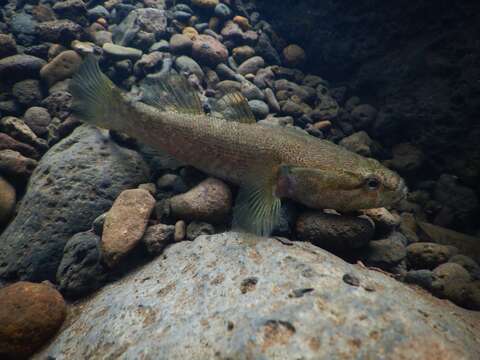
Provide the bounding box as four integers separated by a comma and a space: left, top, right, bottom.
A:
0, 125, 150, 282
36, 233, 480, 359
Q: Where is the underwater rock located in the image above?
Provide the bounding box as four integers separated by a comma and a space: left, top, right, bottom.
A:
433, 174, 478, 230
0, 281, 66, 359
142, 224, 175, 255
56, 231, 108, 299
296, 211, 374, 252
113, 8, 167, 47
0, 176, 16, 227
248, 99, 269, 119
0, 54, 46, 81
191, 0, 219, 8
431, 262, 472, 306
404, 269, 436, 291
169, 34, 193, 55
102, 43, 143, 60
386, 143, 424, 174
23, 106, 52, 137
339, 131, 373, 157
192, 34, 229, 66
186, 221, 215, 240
0, 149, 37, 179
0, 34, 17, 58
175, 56, 205, 81
449, 255, 480, 280
406, 242, 455, 270
350, 104, 377, 130
255, 32, 281, 66
238, 56, 265, 76
12, 79, 43, 107
0, 126, 150, 282
101, 189, 155, 268
282, 44, 306, 68
36, 20, 83, 45
0, 116, 47, 153
361, 232, 408, 270
0, 132, 39, 160
34, 233, 480, 359
40, 50, 82, 86
169, 177, 232, 224
361, 208, 400, 236
417, 222, 480, 263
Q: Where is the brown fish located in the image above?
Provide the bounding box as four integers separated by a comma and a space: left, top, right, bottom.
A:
70, 55, 407, 235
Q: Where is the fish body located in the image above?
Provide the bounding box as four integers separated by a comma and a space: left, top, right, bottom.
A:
70, 56, 407, 235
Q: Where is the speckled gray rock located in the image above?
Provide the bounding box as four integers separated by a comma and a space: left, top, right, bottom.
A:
35, 233, 480, 360
0, 55, 46, 81
0, 126, 149, 282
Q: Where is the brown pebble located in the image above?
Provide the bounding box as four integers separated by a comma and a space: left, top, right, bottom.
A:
175, 220, 186, 242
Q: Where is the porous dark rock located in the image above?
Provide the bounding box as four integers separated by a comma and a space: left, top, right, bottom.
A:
186, 221, 215, 240
56, 231, 108, 299
407, 242, 455, 270
23, 106, 51, 137
12, 79, 43, 107
34, 233, 480, 359
296, 212, 374, 252
0, 126, 149, 282
361, 233, 408, 269
36, 20, 83, 44
142, 224, 175, 254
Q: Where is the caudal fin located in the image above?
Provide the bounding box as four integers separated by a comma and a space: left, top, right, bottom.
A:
69, 55, 127, 130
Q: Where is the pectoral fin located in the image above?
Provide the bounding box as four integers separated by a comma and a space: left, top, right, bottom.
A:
232, 177, 282, 237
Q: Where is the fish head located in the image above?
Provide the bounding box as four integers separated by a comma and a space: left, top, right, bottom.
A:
276, 157, 408, 212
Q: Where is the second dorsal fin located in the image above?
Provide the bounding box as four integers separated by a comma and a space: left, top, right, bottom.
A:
213, 92, 256, 124
141, 74, 204, 115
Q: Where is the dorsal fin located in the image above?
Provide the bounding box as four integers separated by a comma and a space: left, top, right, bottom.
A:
141, 74, 204, 115
213, 92, 256, 124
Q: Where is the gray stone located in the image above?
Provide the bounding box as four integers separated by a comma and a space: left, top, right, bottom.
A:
0, 55, 46, 82
56, 231, 108, 299
0, 126, 149, 282
248, 99, 269, 120
103, 43, 143, 60
407, 242, 455, 270
404, 269, 436, 290
238, 56, 265, 76
37, 20, 83, 45
12, 79, 43, 107
361, 234, 407, 269
175, 56, 204, 81
350, 104, 377, 129
34, 233, 480, 360
23, 106, 52, 137
186, 221, 215, 240
339, 131, 373, 157
169, 34, 193, 54
113, 9, 167, 47
142, 224, 175, 254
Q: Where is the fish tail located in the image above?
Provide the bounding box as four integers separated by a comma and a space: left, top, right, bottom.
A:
69, 55, 132, 131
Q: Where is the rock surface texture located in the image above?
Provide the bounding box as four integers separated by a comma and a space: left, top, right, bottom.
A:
35, 233, 480, 360
0, 126, 149, 282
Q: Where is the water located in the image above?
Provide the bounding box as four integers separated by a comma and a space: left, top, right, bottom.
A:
0, 0, 479, 359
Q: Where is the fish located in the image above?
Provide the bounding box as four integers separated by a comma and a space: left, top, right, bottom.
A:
69, 55, 407, 236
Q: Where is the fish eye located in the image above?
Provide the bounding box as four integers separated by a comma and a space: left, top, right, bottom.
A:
365, 176, 381, 190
